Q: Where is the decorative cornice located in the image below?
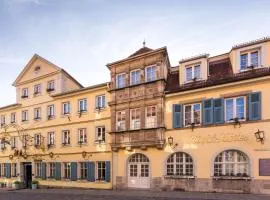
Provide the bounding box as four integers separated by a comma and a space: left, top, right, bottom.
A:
232, 37, 270, 50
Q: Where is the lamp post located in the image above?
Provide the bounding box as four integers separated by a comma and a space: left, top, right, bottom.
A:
254, 129, 265, 144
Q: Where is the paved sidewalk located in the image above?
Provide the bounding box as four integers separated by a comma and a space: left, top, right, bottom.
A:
0, 188, 269, 200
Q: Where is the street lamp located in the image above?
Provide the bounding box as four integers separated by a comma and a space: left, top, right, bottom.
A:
254, 129, 265, 144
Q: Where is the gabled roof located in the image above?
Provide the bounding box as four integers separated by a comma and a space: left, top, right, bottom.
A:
128, 46, 153, 58
13, 54, 83, 88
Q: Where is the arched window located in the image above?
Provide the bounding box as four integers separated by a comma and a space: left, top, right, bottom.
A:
166, 152, 193, 176
214, 150, 249, 177
129, 153, 149, 163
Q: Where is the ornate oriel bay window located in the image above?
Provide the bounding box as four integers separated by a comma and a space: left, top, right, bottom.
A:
166, 152, 194, 177
214, 150, 249, 177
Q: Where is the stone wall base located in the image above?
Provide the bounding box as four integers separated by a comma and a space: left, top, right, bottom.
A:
115, 176, 270, 194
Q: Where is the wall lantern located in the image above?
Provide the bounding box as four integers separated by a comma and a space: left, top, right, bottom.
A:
254, 129, 265, 144
168, 136, 174, 146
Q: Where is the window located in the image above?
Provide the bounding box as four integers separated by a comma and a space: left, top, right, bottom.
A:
34, 133, 42, 147
47, 105, 55, 119
11, 113, 16, 123
1, 164, 7, 177
10, 137, 16, 149
22, 110, 28, 122
21, 88, 28, 98
62, 102, 70, 115
34, 84, 41, 95
240, 51, 260, 70
78, 128, 87, 144
130, 108, 141, 130
48, 163, 56, 178
34, 107, 41, 120
62, 130, 70, 145
78, 99, 87, 112
214, 150, 249, 177
63, 162, 71, 179
47, 80, 55, 92
130, 70, 141, 85
225, 96, 246, 122
116, 73, 126, 88
184, 103, 201, 126
47, 132, 55, 146
22, 135, 27, 148
145, 66, 157, 82
95, 126, 105, 142
185, 65, 201, 82
35, 162, 42, 178
0, 115, 5, 126
145, 106, 157, 128
11, 163, 17, 177
166, 152, 194, 176
95, 95, 106, 109
96, 161, 106, 181
0, 141, 6, 151
116, 111, 126, 131
80, 162, 88, 180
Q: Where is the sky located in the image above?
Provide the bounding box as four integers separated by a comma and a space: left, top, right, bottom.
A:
0, 0, 270, 106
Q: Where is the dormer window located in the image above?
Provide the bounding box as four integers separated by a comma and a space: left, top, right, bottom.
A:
240, 50, 259, 71
47, 80, 55, 92
116, 73, 126, 88
21, 88, 28, 98
185, 65, 201, 82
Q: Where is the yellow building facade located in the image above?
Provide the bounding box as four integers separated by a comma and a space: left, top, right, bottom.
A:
0, 37, 270, 194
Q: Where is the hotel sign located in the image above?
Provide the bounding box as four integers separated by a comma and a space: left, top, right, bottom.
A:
259, 159, 270, 176
190, 133, 249, 144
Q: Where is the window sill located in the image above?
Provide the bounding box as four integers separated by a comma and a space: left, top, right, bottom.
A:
34, 118, 42, 122
77, 111, 88, 116
33, 94, 42, 97
61, 144, 71, 147
212, 176, 251, 180
47, 116, 56, 120
94, 141, 106, 144
164, 175, 195, 179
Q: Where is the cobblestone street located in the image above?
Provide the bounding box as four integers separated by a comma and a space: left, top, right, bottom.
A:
0, 189, 269, 200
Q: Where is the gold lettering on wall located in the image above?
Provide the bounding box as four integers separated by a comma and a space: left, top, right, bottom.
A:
190, 134, 249, 144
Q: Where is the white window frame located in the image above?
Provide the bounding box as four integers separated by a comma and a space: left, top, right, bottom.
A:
62, 102, 70, 115
35, 162, 42, 178
116, 73, 126, 88
225, 96, 246, 122
145, 65, 157, 82
145, 106, 157, 128
34, 107, 41, 120
79, 162, 88, 180
240, 50, 261, 71
48, 162, 56, 178
95, 126, 105, 143
185, 64, 201, 82
22, 110, 28, 122
183, 103, 201, 127
116, 111, 126, 131
78, 98, 87, 112
11, 163, 17, 177
34, 133, 42, 146
96, 161, 106, 181
10, 137, 16, 149
34, 84, 41, 95
130, 69, 141, 85
62, 130, 71, 145
22, 88, 28, 98
63, 162, 71, 179
95, 95, 106, 109
130, 108, 141, 130
78, 128, 87, 144
10, 113, 16, 123
47, 132, 55, 146
47, 80, 55, 90
47, 105, 55, 118
0, 115, 5, 126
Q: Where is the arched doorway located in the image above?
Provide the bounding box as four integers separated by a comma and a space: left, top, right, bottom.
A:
128, 153, 150, 189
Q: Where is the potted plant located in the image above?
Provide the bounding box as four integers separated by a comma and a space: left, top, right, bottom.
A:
31, 180, 38, 190
0, 182, 4, 188
12, 181, 20, 190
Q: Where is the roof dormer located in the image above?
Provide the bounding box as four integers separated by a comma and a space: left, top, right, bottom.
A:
178, 54, 209, 85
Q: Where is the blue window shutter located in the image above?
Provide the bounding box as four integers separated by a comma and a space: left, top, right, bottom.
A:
41, 163, 47, 180
87, 162, 95, 182
213, 98, 224, 124
249, 92, 261, 121
70, 162, 77, 181
55, 162, 61, 180
203, 99, 213, 125
173, 104, 183, 128
6, 163, 11, 178
105, 161, 111, 182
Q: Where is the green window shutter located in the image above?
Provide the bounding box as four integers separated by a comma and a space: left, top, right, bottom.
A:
203, 99, 213, 125
70, 162, 77, 181
105, 161, 111, 182
87, 162, 95, 182
41, 163, 47, 180
213, 98, 224, 124
249, 92, 261, 121
6, 163, 11, 178
55, 162, 61, 180
173, 104, 183, 128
